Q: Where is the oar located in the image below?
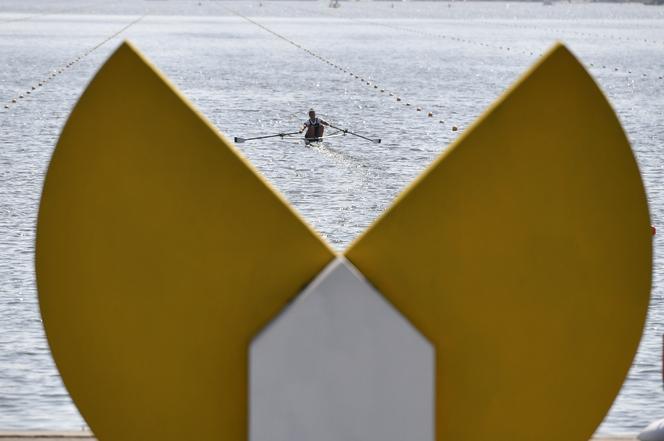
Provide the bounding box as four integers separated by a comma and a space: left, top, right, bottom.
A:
234, 131, 301, 143
328, 124, 381, 144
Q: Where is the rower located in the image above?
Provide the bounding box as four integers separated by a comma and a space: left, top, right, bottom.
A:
300, 109, 329, 139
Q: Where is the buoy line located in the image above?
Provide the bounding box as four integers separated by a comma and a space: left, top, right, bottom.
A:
353, 19, 663, 81
316, 3, 664, 52
0, 5, 96, 25
2, 14, 146, 111
221, 5, 461, 132
0, 13, 43, 25
305, 3, 662, 81
475, 19, 664, 48
303, 6, 540, 57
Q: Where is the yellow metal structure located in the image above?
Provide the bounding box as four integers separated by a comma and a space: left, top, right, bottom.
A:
36, 41, 651, 441
345, 44, 651, 441
36, 42, 334, 441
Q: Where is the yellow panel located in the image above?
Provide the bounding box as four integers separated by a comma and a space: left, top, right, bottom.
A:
36, 41, 334, 441
345, 44, 651, 441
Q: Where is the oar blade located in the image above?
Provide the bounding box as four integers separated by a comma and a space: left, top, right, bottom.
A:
234, 137, 245, 143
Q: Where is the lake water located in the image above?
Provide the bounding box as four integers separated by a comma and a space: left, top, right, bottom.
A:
1, 0, 663, 435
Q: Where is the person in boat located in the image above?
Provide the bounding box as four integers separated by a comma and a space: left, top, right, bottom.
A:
300, 109, 329, 140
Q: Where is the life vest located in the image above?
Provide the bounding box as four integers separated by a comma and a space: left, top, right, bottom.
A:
304, 118, 324, 138
305, 118, 322, 128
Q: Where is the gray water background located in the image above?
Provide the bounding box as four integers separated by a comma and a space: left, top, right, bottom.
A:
1, 0, 663, 434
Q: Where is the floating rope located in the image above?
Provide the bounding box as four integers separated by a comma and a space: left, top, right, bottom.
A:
222, 6, 460, 131
0, 13, 43, 25
351, 18, 663, 81
0, 5, 96, 26
478, 20, 664, 48
305, 2, 662, 81
3, 15, 146, 111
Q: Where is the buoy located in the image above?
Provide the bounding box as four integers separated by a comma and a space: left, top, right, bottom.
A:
452, 126, 458, 131
396, 97, 401, 101
428, 112, 433, 117
439, 120, 444, 124
11, 99, 16, 103
4, 105, 8, 109
416, 107, 421, 111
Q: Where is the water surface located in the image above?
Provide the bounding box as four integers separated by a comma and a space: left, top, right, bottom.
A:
1, 0, 663, 434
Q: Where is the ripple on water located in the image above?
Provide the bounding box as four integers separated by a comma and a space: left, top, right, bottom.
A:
1, 0, 663, 432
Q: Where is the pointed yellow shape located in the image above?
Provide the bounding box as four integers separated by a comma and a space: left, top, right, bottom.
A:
345, 44, 651, 441
36, 42, 334, 441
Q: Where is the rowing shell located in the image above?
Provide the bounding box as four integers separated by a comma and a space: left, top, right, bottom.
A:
282, 130, 346, 145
